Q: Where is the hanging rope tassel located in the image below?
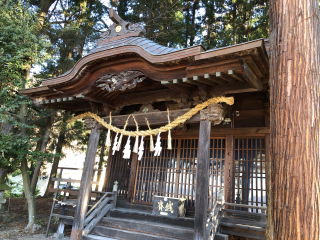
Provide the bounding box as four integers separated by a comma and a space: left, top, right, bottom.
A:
106, 112, 112, 147
132, 115, 139, 153
123, 136, 131, 159
167, 108, 172, 150
116, 114, 131, 151
146, 118, 154, 152
138, 136, 144, 160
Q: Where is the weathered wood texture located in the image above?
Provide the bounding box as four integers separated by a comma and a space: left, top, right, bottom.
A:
224, 135, 234, 206
127, 152, 138, 202
269, 1, 320, 239
193, 119, 211, 240
70, 126, 101, 240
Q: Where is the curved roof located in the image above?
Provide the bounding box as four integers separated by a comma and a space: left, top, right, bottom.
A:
90, 37, 182, 55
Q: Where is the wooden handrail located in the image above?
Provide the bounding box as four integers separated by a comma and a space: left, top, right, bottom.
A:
85, 192, 113, 217
51, 177, 99, 185
57, 167, 103, 171
224, 202, 267, 210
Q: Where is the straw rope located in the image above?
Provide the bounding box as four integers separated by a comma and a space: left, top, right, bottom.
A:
68, 96, 234, 137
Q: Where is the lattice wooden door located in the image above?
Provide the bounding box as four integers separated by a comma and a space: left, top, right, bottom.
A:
234, 137, 267, 212
134, 137, 225, 208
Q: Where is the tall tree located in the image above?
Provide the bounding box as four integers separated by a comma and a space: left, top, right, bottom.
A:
0, 0, 54, 229
268, 0, 320, 239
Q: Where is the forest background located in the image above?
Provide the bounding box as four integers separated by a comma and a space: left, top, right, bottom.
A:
0, 0, 271, 230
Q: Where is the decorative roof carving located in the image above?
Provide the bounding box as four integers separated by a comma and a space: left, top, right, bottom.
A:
95, 70, 146, 92
97, 8, 146, 44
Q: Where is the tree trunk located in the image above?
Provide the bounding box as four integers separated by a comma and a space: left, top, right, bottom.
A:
269, 1, 320, 239
30, 114, 53, 195
44, 128, 66, 197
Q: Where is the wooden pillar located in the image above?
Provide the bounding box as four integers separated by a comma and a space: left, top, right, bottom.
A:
193, 119, 211, 240
224, 134, 234, 205
102, 144, 114, 192
127, 152, 138, 202
70, 125, 101, 240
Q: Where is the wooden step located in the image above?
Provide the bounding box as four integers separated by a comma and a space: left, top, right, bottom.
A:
91, 226, 180, 240
83, 234, 118, 240
99, 217, 193, 240
110, 208, 194, 228
219, 221, 266, 240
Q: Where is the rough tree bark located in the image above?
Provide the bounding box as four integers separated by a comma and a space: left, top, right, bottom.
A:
268, 1, 320, 239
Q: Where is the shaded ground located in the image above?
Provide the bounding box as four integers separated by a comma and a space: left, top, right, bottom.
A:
0, 197, 70, 240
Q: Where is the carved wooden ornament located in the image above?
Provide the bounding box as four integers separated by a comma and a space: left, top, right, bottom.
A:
98, 8, 146, 43
95, 71, 146, 93
200, 103, 227, 125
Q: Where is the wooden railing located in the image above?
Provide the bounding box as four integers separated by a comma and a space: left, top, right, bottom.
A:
82, 182, 118, 237
205, 201, 224, 240
206, 202, 267, 240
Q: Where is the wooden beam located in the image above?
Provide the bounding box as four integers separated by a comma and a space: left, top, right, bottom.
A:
127, 152, 138, 202
216, 72, 236, 84
183, 77, 203, 86
70, 126, 101, 240
193, 76, 217, 87
193, 119, 210, 240
242, 55, 265, 78
113, 89, 179, 106
173, 79, 195, 87
165, 83, 192, 95
100, 109, 200, 127
239, 57, 263, 91
224, 135, 234, 208
204, 73, 227, 85
228, 70, 245, 82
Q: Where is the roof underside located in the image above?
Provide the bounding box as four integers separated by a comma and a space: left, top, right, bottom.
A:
20, 37, 269, 114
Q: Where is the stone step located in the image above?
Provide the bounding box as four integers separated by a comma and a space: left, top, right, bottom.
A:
109, 208, 194, 228
99, 217, 193, 240
91, 226, 180, 240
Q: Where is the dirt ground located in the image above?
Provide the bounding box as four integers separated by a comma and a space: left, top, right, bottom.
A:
0, 197, 70, 240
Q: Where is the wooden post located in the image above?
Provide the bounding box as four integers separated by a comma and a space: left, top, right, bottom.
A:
102, 144, 114, 192
193, 119, 211, 240
70, 125, 101, 240
127, 152, 138, 202
224, 135, 234, 206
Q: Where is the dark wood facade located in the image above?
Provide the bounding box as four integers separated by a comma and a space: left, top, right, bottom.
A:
20, 9, 270, 240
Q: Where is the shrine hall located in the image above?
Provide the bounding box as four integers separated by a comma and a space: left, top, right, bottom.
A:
20, 9, 270, 240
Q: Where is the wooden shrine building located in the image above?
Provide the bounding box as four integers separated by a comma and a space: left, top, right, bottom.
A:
20, 9, 270, 240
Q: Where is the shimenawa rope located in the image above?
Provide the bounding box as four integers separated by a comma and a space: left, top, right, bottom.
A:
67, 96, 234, 137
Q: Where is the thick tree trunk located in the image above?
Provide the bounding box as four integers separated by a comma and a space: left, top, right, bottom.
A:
269, 1, 320, 239
30, 115, 52, 195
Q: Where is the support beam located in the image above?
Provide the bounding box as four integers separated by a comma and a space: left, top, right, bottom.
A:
194, 119, 211, 240
127, 152, 138, 202
228, 70, 245, 82
193, 76, 217, 87
216, 72, 236, 84
224, 135, 234, 208
204, 73, 227, 85
239, 57, 263, 91
70, 125, 101, 240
